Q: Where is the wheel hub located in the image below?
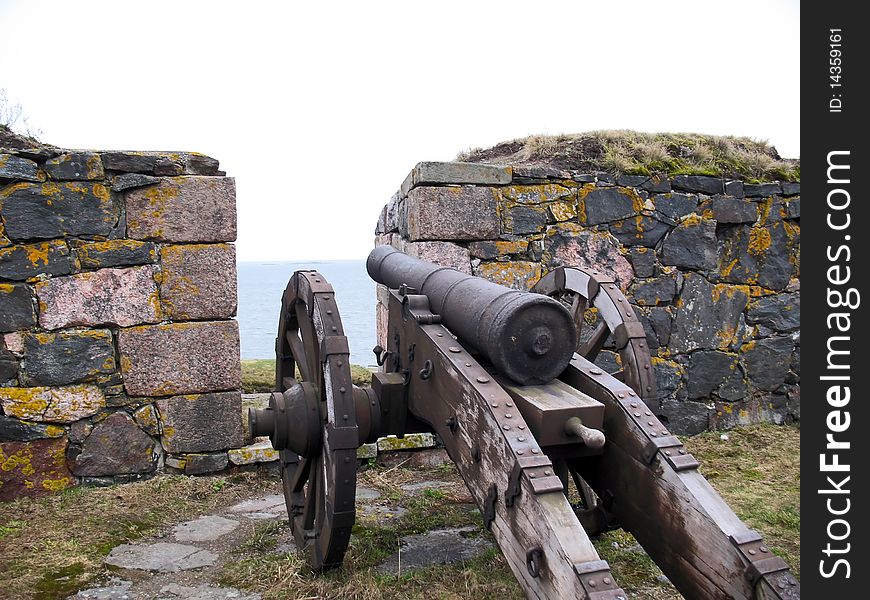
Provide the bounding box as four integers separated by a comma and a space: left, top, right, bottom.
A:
249, 381, 322, 458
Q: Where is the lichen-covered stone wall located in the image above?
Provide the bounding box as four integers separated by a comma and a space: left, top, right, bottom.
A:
1, 146, 243, 500
375, 162, 800, 435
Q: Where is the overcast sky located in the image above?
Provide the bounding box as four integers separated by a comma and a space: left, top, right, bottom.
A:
1, 0, 799, 261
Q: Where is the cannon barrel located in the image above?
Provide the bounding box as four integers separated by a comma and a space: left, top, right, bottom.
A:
367, 245, 576, 385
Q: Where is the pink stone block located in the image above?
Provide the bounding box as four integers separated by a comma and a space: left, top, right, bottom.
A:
125, 176, 236, 242
35, 265, 161, 330
158, 244, 237, 320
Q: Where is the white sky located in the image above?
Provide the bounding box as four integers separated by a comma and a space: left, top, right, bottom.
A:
1, 0, 799, 261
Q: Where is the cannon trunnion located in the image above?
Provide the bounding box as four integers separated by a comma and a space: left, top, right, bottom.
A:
250, 247, 800, 600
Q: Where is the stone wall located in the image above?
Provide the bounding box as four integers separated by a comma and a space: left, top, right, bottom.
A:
375, 162, 800, 435
1, 146, 243, 500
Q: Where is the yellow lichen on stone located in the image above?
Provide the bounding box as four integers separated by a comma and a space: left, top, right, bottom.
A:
475, 261, 542, 290
549, 201, 577, 222
377, 433, 435, 451
748, 227, 771, 257
41, 477, 72, 492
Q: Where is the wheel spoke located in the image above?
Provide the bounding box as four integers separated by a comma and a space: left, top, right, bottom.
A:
295, 302, 320, 385
570, 294, 587, 351
302, 456, 321, 531
578, 321, 609, 360
289, 456, 312, 493
286, 330, 313, 382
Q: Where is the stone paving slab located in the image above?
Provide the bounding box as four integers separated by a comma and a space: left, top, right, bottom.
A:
105, 542, 218, 573
156, 583, 260, 599
226, 494, 284, 514
375, 527, 494, 574
173, 516, 240, 543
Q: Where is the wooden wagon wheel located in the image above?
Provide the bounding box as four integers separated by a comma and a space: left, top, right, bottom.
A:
532, 266, 658, 534
249, 270, 358, 570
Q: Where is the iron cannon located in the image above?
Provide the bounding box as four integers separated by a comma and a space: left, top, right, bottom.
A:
249, 246, 800, 600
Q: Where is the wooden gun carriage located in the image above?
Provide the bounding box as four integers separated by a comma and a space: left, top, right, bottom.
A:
249, 246, 800, 599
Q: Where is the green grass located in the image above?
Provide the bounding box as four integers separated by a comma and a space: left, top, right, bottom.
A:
241, 359, 373, 393
459, 130, 800, 183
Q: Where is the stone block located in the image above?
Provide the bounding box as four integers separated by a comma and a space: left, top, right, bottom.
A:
0, 438, 74, 500
580, 187, 642, 225
75, 239, 157, 269
639, 175, 671, 193
157, 244, 237, 319
661, 216, 717, 270
653, 193, 698, 220
3, 331, 24, 353
743, 183, 782, 197
671, 175, 724, 195
0, 346, 17, 381
377, 433, 435, 451
746, 293, 800, 332
125, 176, 236, 242
630, 275, 677, 306
781, 182, 800, 196
102, 151, 158, 173
405, 186, 499, 241
400, 161, 511, 196
357, 443, 377, 460
182, 452, 229, 474
118, 320, 240, 396
133, 404, 161, 435
670, 273, 748, 352
474, 261, 542, 291
504, 205, 548, 234
0, 415, 65, 442
711, 397, 790, 429
111, 173, 161, 192
0, 240, 72, 280
0, 384, 105, 423
157, 391, 245, 453
717, 222, 794, 290
687, 351, 739, 400
647, 306, 672, 347
783, 198, 799, 219
402, 241, 471, 274
627, 247, 656, 278
0, 154, 41, 182
43, 152, 104, 180
0, 182, 118, 241
72, 412, 159, 476
501, 183, 575, 205
21, 329, 115, 386
467, 240, 529, 260
0, 283, 36, 331
709, 196, 757, 223
741, 336, 794, 392
543, 224, 633, 290
724, 181, 744, 198
652, 357, 683, 398
35, 265, 161, 330
228, 439, 279, 465
659, 399, 712, 435
608, 215, 671, 247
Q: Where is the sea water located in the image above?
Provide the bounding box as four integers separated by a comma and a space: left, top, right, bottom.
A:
237, 260, 377, 367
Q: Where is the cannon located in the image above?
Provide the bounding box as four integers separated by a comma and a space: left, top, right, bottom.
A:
249, 246, 800, 600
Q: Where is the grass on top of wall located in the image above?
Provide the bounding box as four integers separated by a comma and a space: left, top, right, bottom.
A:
241, 359, 373, 393
458, 130, 800, 183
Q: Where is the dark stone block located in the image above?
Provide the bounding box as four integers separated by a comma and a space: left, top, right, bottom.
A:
659, 399, 711, 435
640, 175, 671, 193
724, 181, 744, 198
661, 218, 717, 270
21, 329, 115, 386
0, 154, 41, 182
653, 359, 683, 399
111, 173, 160, 192
631, 275, 677, 306
0, 346, 19, 381
507, 206, 548, 234
72, 412, 158, 476
627, 247, 656, 277
184, 154, 221, 176
467, 241, 498, 260
593, 350, 621, 374
687, 351, 737, 399
654, 193, 698, 220
671, 175, 724, 195
784, 198, 800, 219
0, 182, 118, 241
616, 175, 649, 187
742, 336, 794, 391
43, 152, 104, 181
582, 187, 640, 224
781, 182, 800, 196
0, 240, 71, 281
791, 346, 800, 377
101, 152, 157, 173
595, 172, 615, 184
636, 311, 660, 349
0, 283, 36, 331
571, 173, 596, 183
718, 369, 748, 401
512, 165, 567, 180
75, 239, 157, 269
710, 196, 757, 223
746, 293, 800, 332
157, 391, 245, 453
716, 222, 794, 290
154, 157, 183, 176
671, 274, 748, 352
0, 415, 60, 441
183, 452, 229, 475
744, 183, 782, 197
609, 215, 671, 247
647, 307, 673, 346
0, 438, 73, 500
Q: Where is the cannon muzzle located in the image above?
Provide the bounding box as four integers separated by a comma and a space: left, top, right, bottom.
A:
367, 245, 576, 385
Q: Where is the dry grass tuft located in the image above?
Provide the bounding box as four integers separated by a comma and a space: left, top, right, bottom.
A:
460, 130, 799, 182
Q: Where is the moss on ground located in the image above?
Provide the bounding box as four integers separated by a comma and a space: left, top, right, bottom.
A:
241, 359, 373, 393
459, 130, 799, 183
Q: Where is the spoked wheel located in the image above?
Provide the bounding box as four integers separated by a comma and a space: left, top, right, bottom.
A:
248, 270, 358, 570
532, 266, 658, 534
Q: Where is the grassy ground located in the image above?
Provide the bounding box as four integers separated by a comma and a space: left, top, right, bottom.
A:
0, 424, 799, 600
241, 359, 372, 393
458, 130, 800, 182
